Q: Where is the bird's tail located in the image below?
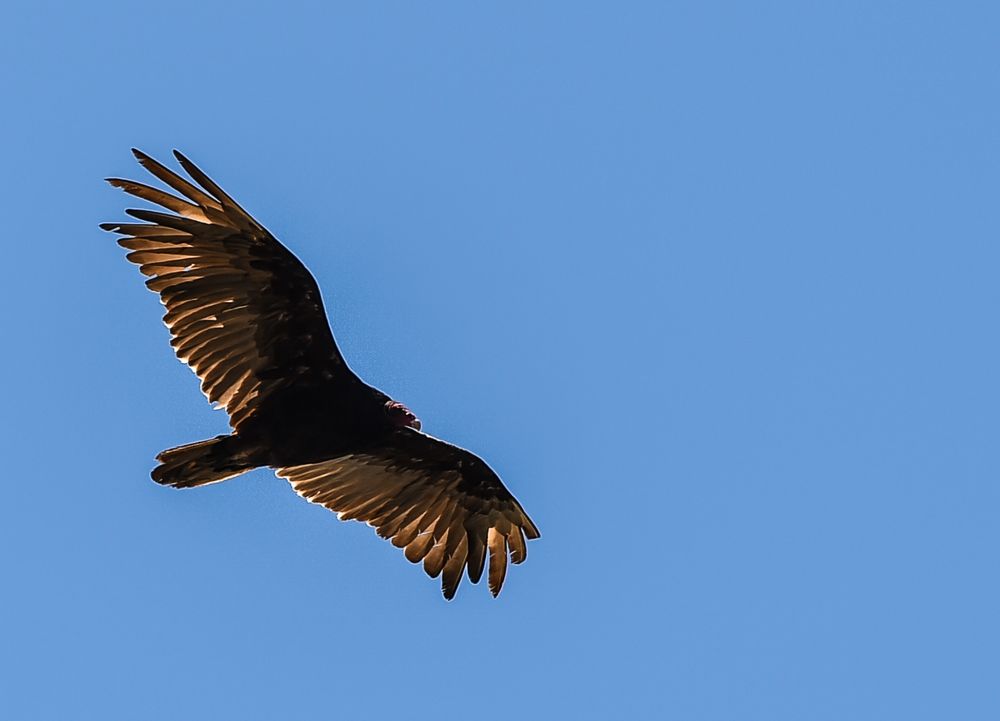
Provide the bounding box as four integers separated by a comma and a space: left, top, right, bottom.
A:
151, 435, 264, 489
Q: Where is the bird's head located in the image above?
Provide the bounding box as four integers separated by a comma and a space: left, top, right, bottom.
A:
385, 400, 422, 431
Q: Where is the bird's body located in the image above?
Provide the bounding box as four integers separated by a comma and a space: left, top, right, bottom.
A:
239, 377, 395, 464
103, 149, 538, 599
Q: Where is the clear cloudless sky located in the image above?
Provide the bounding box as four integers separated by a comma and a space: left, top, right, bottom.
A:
1, 2, 998, 719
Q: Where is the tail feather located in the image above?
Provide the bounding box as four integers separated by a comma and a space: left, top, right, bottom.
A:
152, 435, 263, 488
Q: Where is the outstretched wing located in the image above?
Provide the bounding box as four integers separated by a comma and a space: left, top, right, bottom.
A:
102, 149, 354, 430
278, 429, 540, 599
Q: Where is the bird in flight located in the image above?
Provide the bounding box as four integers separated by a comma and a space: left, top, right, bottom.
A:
102, 149, 539, 599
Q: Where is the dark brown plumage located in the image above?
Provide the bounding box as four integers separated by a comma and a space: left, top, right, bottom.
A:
102, 149, 539, 599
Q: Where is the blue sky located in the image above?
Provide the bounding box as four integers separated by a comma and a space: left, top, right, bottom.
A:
2, 1, 999, 718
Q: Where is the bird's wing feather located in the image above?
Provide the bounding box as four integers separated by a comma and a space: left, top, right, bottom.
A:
277, 429, 540, 599
102, 149, 354, 430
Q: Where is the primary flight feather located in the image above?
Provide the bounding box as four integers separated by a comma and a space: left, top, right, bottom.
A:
102, 149, 539, 599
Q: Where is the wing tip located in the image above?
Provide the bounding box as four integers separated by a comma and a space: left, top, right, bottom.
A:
173, 149, 200, 177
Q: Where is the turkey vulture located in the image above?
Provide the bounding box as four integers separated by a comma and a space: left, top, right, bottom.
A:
102, 149, 539, 599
